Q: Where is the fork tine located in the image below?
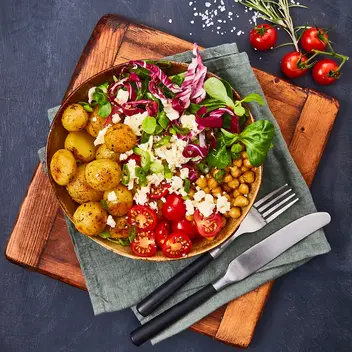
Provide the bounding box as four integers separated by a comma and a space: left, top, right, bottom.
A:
262, 193, 296, 218
254, 184, 288, 207
263, 197, 299, 222
257, 188, 293, 213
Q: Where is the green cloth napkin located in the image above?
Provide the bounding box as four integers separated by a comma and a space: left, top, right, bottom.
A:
38, 43, 331, 345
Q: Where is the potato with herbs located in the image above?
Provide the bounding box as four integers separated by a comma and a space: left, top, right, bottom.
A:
103, 185, 133, 216
66, 164, 103, 204
73, 201, 107, 236
86, 106, 106, 137
64, 131, 96, 162
96, 144, 120, 162
50, 149, 77, 186
85, 159, 121, 191
105, 123, 137, 153
109, 217, 129, 239
62, 104, 88, 132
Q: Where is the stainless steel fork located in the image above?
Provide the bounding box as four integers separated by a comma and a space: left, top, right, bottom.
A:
137, 184, 299, 317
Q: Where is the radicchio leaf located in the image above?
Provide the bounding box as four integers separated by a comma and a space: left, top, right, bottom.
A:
182, 143, 209, 159
181, 164, 199, 182
196, 106, 239, 130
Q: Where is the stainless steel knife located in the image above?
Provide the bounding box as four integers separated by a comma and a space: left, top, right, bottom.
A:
130, 212, 331, 346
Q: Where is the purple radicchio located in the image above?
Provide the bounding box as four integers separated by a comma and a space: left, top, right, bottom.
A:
180, 164, 199, 182
182, 143, 209, 159
121, 100, 158, 117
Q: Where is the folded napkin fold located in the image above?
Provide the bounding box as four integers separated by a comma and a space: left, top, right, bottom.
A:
38, 43, 330, 344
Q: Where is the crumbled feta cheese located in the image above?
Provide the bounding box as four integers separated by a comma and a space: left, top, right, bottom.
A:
162, 100, 179, 121
147, 173, 165, 186
107, 191, 117, 202
112, 113, 121, 124
88, 87, 96, 104
197, 200, 215, 218
170, 176, 184, 194
180, 168, 190, 179
115, 89, 129, 105
134, 186, 150, 205
216, 195, 231, 214
180, 114, 201, 135
92, 117, 97, 122
126, 159, 137, 190
149, 201, 158, 211
106, 215, 116, 228
124, 111, 148, 136
119, 150, 134, 161
194, 190, 206, 202
94, 124, 111, 146
185, 199, 195, 216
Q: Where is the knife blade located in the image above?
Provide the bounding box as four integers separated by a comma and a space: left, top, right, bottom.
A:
130, 212, 331, 346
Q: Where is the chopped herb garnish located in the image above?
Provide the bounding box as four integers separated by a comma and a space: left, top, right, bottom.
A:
128, 226, 137, 243
184, 179, 191, 193
135, 166, 147, 186
154, 135, 171, 148
100, 199, 108, 210
99, 231, 110, 239
121, 164, 130, 186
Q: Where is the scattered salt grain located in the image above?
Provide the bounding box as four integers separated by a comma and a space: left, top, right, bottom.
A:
205, 2, 211, 7
190, 20, 194, 24
189, 1, 193, 5
168, 19, 172, 23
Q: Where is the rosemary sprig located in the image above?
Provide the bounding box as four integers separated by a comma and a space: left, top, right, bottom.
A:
239, 0, 307, 52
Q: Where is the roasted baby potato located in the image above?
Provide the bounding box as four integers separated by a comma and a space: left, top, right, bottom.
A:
62, 104, 88, 132
85, 159, 121, 191
109, 216, 129, 239
105, 123, 137, 153
73, 201, 107, 236
96, 144, 120, 162
50, 149, 77, 186
64, 131, 96, 162
86, 106, 106, 137
103, 185, 133, 216
66, 164, 103, 204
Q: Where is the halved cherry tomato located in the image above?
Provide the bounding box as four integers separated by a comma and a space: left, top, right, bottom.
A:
162, 194, 186, 221
150, 181, 170, 200
127, 205, 157, 231
126, 154, 141, 165
130, 230, 157, 257
155, 218, 171, 248
249, 24, 278, 51
162, 232, 192, 258
300, 27, 328, 54
193, 210, 224, 238
172, 218, 198, 240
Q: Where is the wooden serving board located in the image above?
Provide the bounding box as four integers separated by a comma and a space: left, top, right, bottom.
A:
5, 14, 339, 348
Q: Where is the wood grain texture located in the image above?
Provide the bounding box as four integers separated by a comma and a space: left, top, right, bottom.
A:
5, 14, 339, 348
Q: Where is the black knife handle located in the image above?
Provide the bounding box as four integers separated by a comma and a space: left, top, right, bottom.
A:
137, 252, 214, 317
131, 284, 217, 346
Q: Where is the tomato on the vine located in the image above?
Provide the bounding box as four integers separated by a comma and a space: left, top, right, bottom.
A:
149, 181, 170, 200
127, 205, 157, 231
312, 59, 340, 85
162, 232, 192, 258
155, 218, 171, 248
130, 230, 157, 257
172, 218, 198, 240
281, 52, 309, 78
193, 210, 224, 238
162, 194, 186, 221
301, 27, 328, 53
249, 24, 278, 51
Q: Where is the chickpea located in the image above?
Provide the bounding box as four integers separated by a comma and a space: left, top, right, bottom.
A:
224, 211, 231, 219
196, 176, 207, 188
230, 166, 242, 178
186, 215, 194, 221
223, 193, 231, 201
242, 171, 255, 184
222, 184, 232, 193
241, 166, 249, 173
208, 177, 218, 190
228, 179, 240, 189
238, 183, 249, 195
229, 207, 241, 219
212, 187, 222, 197
243, 159, 252, 168
232, 189, 241, 199
225, 166, 231, 173
189, 189, 195, 198
239, 175, 245, 183
240, 151, 248, 159
224, 174, 233, 183
233, 195, 249, 207
233, 159, 243, 167
204, 187, 211, 194
212, 168, 220, 178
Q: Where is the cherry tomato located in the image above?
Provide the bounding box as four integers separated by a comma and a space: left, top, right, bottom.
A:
155, 218, 171, 248
281, 52, 309, 78
127, 205, 157, 231
162, 194, 186, 221
162, 232, 192, 258
312, 59, 340, 85
130, 230, 157, 257
193, 210, 224, 238
149, 181, 170, 200
172, 219, 198, 240
249, 24, 278, 51
126, 154, 141, 165
301, 27, 328, 53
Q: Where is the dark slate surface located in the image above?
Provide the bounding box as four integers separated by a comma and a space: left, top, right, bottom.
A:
1, 0, 351, 351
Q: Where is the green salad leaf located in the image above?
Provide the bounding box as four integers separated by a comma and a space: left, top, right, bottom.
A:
214, 169, 226, 182
170, 72, 186, 86
157, 111, 170, 129
99, 231, 110, 239
240, 93, 265, 105
142, 116, 157, 134
98, 102, 112, 118
206, 144, 232, 169
170, 125, 190, 136
79, 102, 93, 112
136, 78, 149, 100
128, 226, 137, 243
204, 77, 235, 110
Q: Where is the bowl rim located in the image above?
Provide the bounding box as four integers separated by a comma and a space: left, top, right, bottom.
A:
46, 60, 263, 261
